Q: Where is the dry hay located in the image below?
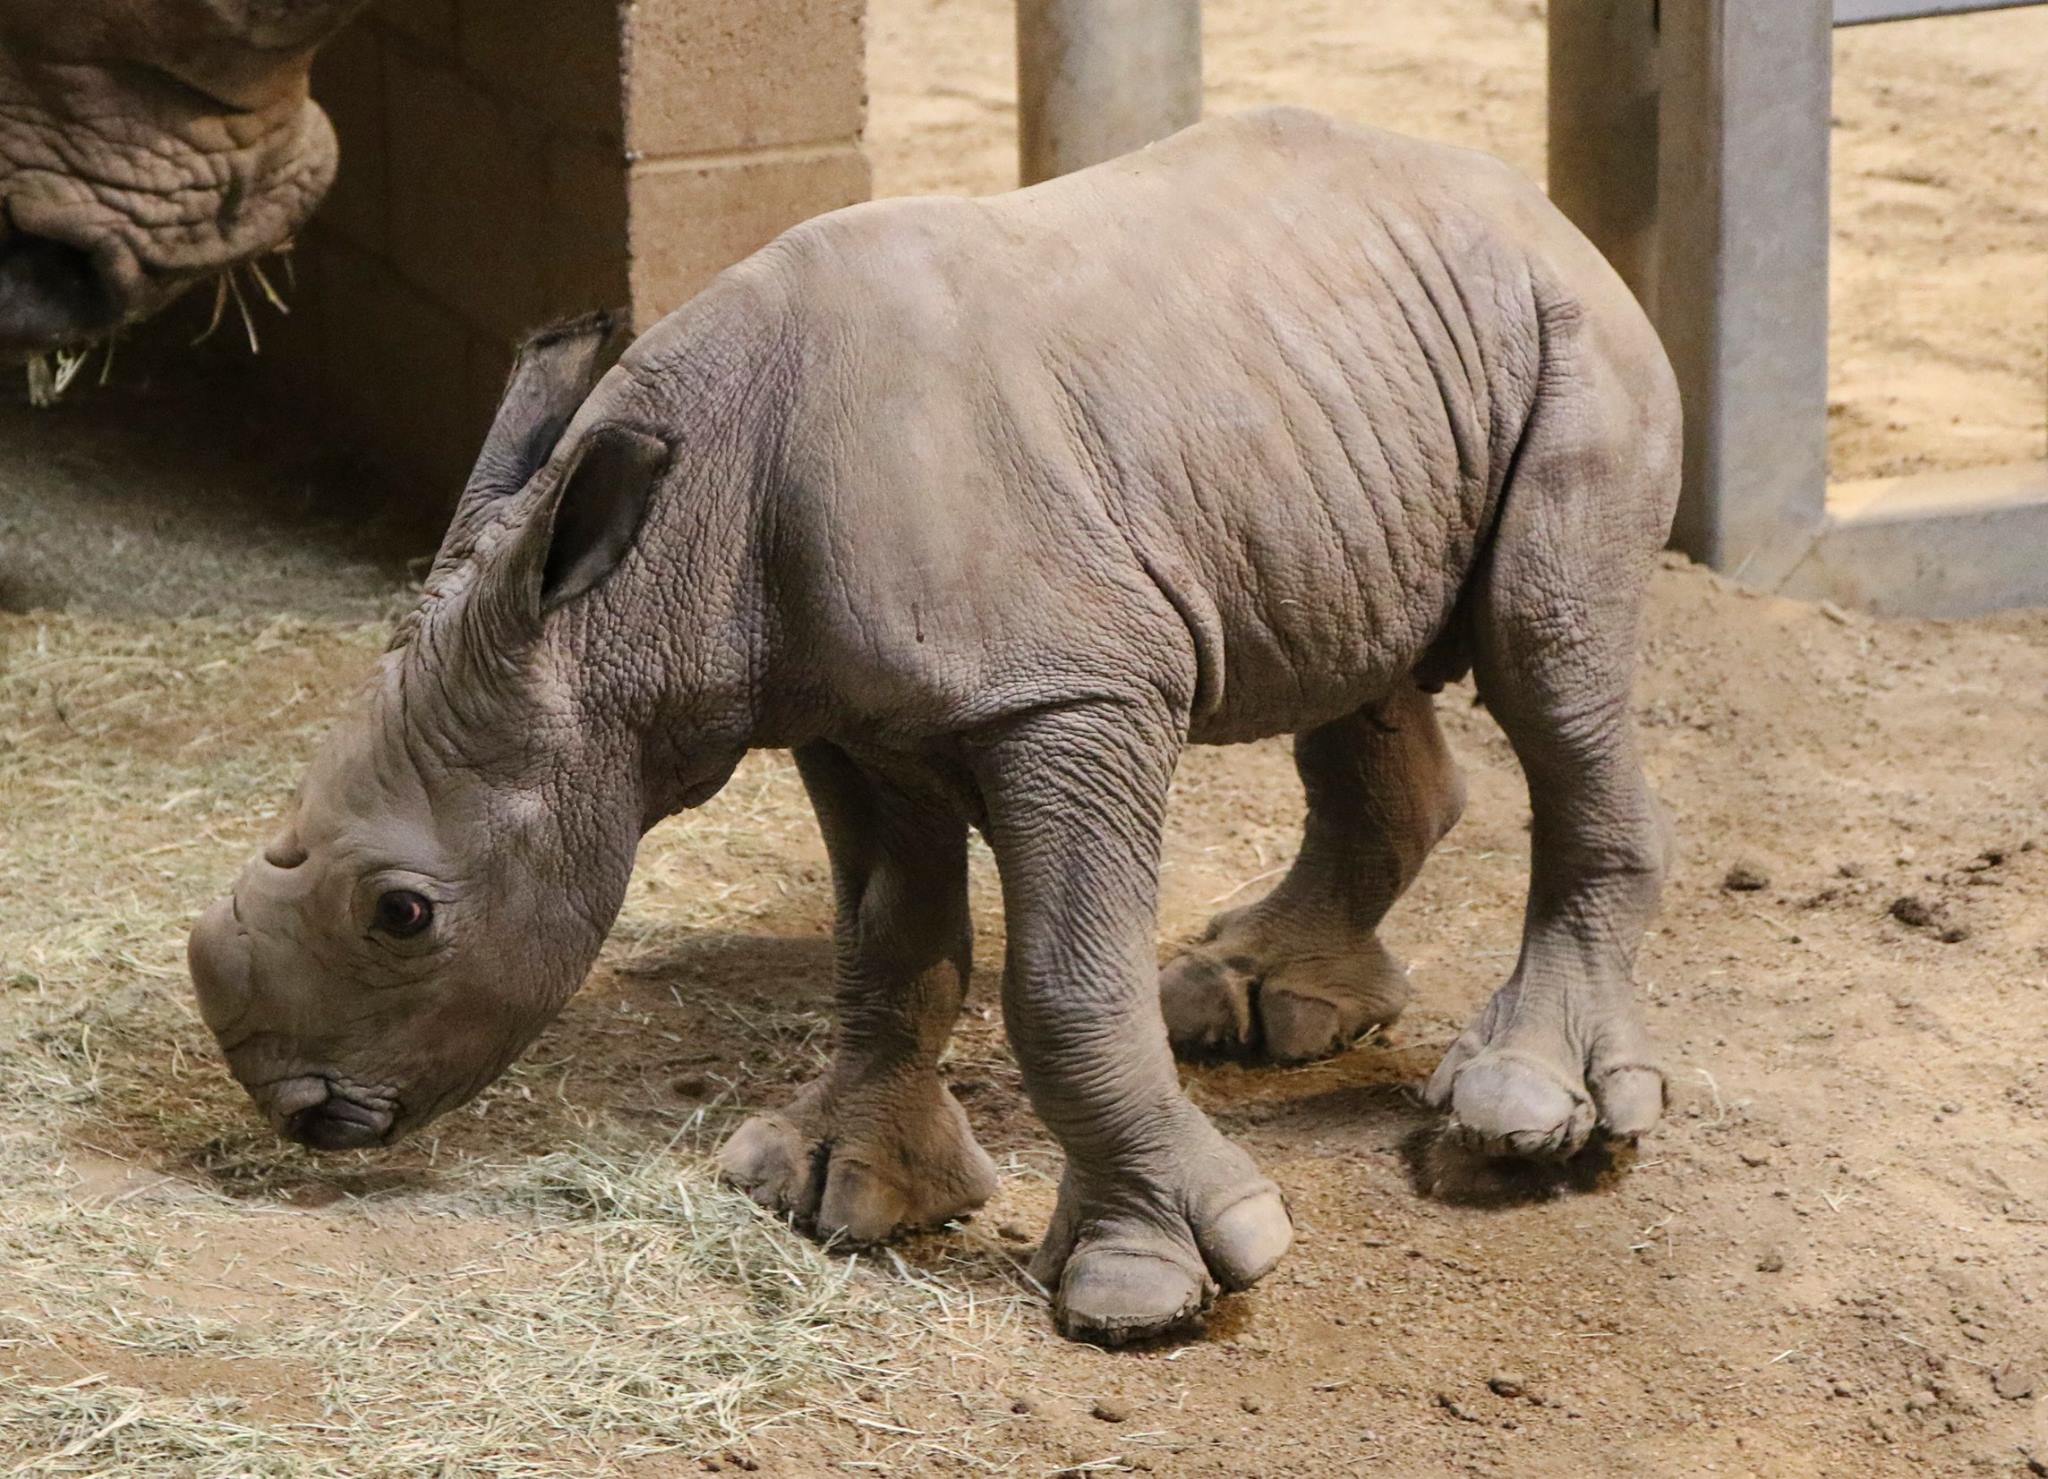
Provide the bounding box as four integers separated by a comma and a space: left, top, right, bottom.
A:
0, 1146, 998, 1476
0, 610, 1026, 1475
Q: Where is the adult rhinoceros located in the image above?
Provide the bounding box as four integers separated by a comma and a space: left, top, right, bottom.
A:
0, 0, 365, 363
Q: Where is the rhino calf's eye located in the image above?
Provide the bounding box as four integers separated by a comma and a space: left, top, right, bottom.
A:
373, 890, 434, 938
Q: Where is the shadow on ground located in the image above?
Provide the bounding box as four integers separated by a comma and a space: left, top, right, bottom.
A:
0, 349, 432, 622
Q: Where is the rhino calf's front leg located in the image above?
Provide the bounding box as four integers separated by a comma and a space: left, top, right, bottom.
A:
718, 742, 997, 1241
970, 699, 1293, 1343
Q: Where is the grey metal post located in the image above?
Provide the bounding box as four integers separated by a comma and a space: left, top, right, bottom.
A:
1017, 0, 1202, 185
1654, 0, 1834, 579
1546, 0, 1662, 311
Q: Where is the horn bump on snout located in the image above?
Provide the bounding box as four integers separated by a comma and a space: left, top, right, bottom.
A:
262, 828, 308, 869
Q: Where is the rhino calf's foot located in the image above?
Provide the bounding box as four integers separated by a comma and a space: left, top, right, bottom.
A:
1163, 683, 1462, 1065
721, 742, 994, 1244
970, 698, 1295, 1343
1161, 925, 1410, 1063
1032, 1120, 1292, 1345
1423, 987, 1666, 1160
718, 1073, 998, 1243
1410, 329, 1680, 1168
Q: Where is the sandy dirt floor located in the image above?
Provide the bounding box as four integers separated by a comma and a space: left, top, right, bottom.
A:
2, 2, 2045, 1475
869, 0, 2048, 485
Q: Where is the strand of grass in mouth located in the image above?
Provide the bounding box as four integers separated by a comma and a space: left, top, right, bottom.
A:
23, 246, 296, 408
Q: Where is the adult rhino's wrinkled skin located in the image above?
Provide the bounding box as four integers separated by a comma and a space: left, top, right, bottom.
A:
0, 0, 365, 355
191, 109, 1683, 1344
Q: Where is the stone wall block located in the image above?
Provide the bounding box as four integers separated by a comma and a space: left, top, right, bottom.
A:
383, 49, 548, 340
625, 145, 870, 325
625, 0, 864, 158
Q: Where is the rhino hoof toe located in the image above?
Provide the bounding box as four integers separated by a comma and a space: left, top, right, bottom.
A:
716, 1079, 997, 1244
1056, 1247, 1210, 1345
1200, 1186, 1293, 1290
1436, 1048, 1598, 1160
1049, 1184, 1292, 1344
1162, 935, 1408, 1064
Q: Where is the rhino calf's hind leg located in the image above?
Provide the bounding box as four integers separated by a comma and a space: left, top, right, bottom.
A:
972, 698, 1293, 1344
1424, 343, 1676, 1160
718, 743, 997, 1242
1425, 633, 1668, 1159
1162, 679, 1466, 1063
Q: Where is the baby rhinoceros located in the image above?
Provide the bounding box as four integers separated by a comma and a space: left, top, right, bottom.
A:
189, 107, 1679, 1344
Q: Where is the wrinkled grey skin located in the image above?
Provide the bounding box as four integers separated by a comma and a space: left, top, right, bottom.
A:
190, 109, 1680, 1344
0, 0, 365, 355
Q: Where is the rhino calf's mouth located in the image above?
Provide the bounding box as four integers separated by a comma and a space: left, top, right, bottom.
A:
269, 1077, 397, 1151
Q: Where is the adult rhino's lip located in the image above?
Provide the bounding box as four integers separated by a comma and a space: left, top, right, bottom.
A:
0, 196, 198, 358
0, 228, 120, 355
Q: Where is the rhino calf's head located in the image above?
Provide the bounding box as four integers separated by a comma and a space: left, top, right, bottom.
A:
187, 313, 726, 1150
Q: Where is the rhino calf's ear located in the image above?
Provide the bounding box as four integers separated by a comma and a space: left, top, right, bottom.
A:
466, 310, 633, 506
538, 427, 671, 612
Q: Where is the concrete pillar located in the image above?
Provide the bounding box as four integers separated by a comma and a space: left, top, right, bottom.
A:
1017, 0, 1201, 185
1546, 0, 1661, 311
1654, 0, 1834, 578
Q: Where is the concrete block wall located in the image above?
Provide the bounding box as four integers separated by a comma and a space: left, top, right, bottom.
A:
622, 0, 869, 332
272, 0, 869, 504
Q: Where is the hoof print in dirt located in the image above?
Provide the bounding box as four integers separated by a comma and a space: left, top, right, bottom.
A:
1408, 1123, 1633, 1207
